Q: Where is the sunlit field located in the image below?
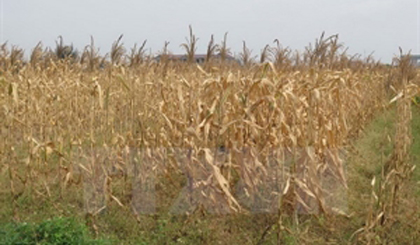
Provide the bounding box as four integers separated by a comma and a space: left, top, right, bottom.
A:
0, 31, 419, 244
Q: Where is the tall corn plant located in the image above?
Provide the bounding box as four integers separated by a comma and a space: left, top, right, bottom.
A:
30, 42, 44, 67
10, 46, 24, 68
110, 34, 126, 66
55, 36, 77, 60
0, 42, 7, 71
158, 41, 171, 64
0, 43, 7, 71
0, 43, 24, 73
304, 32, 327, 67
304, 32, 343, 68
217, 32, 231, 62
271, 39, 292, 70
239, 41, 253, 67
128, 40, 147, 67
81, 36, 102, 71
259, 44, 271, 64
158, 41, 171, 76
327, 34, 343, 68
206, 35, 218, 63
386, 51, 416, 214
180, 25, 198, 64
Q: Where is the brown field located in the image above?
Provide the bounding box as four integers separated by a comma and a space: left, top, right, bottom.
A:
0, 33, 419, 244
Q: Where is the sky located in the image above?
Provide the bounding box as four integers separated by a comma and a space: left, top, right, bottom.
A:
0, 0, 418, 63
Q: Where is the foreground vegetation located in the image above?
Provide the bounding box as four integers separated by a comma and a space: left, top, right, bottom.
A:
0, 217, 110, 244
0, 31, 419, 244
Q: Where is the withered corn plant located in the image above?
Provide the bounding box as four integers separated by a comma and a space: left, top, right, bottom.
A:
0, 43, 25, 74
271, 39, 292, 71
260, 44, 271, 64
217, 32, 231, 63
239, 41, 253, 67
30, 42, 44, 67
206, 34, 218, 64
81, 36, 103, 71
180, 25, 199, 64
110, 34, 126, 66
55, 36, 78, 61
128, 40, 148, 67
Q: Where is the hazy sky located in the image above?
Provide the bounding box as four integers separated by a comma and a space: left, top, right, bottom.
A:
0, 0, 418, 63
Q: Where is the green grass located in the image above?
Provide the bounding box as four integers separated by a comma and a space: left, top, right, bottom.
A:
410, 105, 420, 196
0, 217, 110, 245
341, 104, 420, 243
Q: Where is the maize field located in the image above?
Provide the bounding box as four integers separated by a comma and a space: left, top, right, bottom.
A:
0, 32, 419, 244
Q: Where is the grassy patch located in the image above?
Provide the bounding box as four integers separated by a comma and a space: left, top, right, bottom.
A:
410, 105, 420, 196
0, 217, 110, 244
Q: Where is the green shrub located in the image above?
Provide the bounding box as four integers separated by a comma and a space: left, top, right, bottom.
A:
413, 96, 420, 106
0, 217, 110, 245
